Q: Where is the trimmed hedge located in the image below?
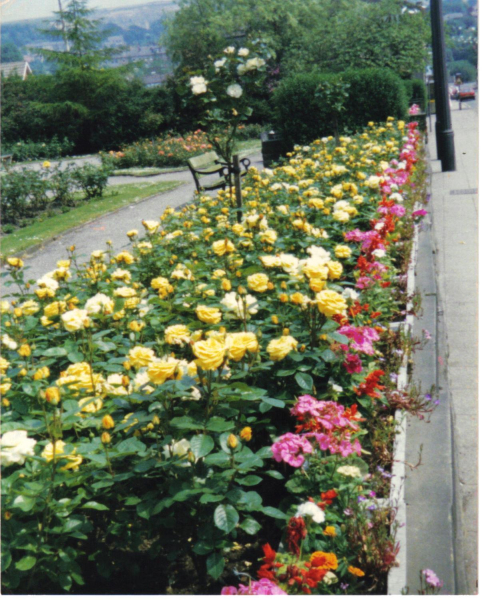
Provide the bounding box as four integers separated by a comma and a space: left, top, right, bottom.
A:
272, 68, 408, 146
403, 78, 428, 111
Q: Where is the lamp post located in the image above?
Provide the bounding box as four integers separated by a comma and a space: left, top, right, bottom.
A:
430, 0, 456, 171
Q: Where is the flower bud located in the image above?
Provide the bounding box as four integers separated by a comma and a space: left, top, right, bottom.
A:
280, 281, 287, 290
271, 315, 279, 325
237, 286, 247, 295
45, 387, 61, 405
227, 434, 238, 449
279, 294, 289, 303
102, 415, 115, 429
222, 279, 232, 292
282, 328, 290, 336
101, 432, 111, 444
240, 427, 252, 442
152, 415, 160, 426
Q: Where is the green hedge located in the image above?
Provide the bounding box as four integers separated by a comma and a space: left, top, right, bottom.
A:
272, 68, 408, 146
403, 78, 427, 111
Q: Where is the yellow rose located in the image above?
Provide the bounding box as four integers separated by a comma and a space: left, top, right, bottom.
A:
192, 337, 226, 371
165, 324, 191, 346
259, 229, 278, 245
290, 292, 309, 306
102, 415, 115, 429
128, 320, 145, 332
77, 397, 103, 414
126, 229, 138, 238
114, 287, 137, 298
196, 305, 222, 324
19, 300, 39, 315
33, 366, 50, 380
221, 279, 232, 292
226, 332, 259, 361
147, 358, 179, 385
61, 309, 90, 332
212, 239, 235, 256
45, 387, 61, 404
247, 273, 269, 293
41, 440, 82, 471
309, 278, 325, 292
332, 210, 350, 223
334, 245, 352, 259
6, 257, 24, 269
142, 219, 160, 234
266, 335, 298, 361
115, 251, 135, 264
35, 287, 55, 300
127, 346, 155, 369
151, 277, 174, 297
315, 290, 347, 317
44, 301, 67, 318
327, 261, 343, 280
240, 426, 252, 441
18, 344, 31, 357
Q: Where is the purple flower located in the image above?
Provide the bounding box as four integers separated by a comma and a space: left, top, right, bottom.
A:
369, 491, 376, 498
340, 583, 349, 590
422, 329, 432, 340
344, 508, 353, 516
422, 569, 443, 589
357, 495, 366, 503
390, 373, 398, 383
412, 209, 428, 218
367, 504, 376, 511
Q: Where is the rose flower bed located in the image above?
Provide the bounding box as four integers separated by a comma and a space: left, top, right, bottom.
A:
1, 118, 433, 594
100, 130, 214, 170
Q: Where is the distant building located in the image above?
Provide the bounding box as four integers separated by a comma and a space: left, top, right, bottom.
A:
106, 45, 167, 67
0, 61, 33, 80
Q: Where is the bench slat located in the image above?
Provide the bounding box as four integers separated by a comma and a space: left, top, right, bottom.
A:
188, 151, 219, 169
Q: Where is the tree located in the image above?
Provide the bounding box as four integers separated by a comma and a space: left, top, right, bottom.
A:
1, 42, 23, 63
164, 0, 430, 79
37, 0, 120, 70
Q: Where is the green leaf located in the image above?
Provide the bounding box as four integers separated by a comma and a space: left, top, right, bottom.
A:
262, 397, 285, 408
81, 501, 109, 511
67, 350, 84, 363
42, 347, 67, 357
206, 552, 225, 580
12, 495, 36, 512
330, 332, 349, 344
15, 556, 36, 571
239, 517, 262, 535
261, 506, 287, 520
193, 540, 214, 555
116, 438, 146, 454
235, 475, 262, 486
295, 372, 314, 390
94, 341, 117, 352
206, 417, 235, 432
190, 434, 214, 459
200, 493, 225, 504
214, 504, 239, 533
321, 349, 336, 362
265, 470, 284, 480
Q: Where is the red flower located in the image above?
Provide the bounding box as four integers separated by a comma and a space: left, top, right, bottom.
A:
354, 369, 385, 398
286, 516, 307, 556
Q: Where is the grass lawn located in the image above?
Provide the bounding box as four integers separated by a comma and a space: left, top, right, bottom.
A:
112, 166, 187, 177
1, 180, 182, 257
236, 139, 262, 156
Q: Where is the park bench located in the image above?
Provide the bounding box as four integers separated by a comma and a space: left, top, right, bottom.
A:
187, 150, 250, 193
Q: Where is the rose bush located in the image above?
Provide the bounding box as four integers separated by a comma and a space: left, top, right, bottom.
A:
1, 118, 432, 593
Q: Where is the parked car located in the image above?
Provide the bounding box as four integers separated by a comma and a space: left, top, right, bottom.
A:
458, 84, 476, 101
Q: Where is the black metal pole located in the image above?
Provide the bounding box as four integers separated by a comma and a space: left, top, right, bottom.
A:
430, 0, 456, 171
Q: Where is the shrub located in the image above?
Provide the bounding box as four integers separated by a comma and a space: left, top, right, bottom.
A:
403, 78, 427, 111
273, 69, 408, 146
3, 137, 75, 163
71, 164, 110, 199
1, 163, 110, 227
272, 72, 339, 146
341, 68, 408, 131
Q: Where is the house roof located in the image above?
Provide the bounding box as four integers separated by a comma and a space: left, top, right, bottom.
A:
0, 61, 33, 80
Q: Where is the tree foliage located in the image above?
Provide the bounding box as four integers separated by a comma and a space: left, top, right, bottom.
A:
164, 0, 430, 78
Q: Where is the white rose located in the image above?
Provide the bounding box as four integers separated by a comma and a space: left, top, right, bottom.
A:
224, 46, 235, 54
37, 274, 59, 291
227, 84, 243, 98
238, 47, 249, 57
295, 501, 325, 523
372, 249, 386, 258
245, 57, 265, 71
342, 288, 360, 302
337, 465, 362, 478
1, 430, 37, 467
2, 334, 17, 350
190, 76, 208, 95
61, 309, 90, 332
85, 293, 114, 315
214, 58, 226, 71
324, 572, 338, 585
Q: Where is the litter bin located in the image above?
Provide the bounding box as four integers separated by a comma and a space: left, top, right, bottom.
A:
260, 130, 290, 167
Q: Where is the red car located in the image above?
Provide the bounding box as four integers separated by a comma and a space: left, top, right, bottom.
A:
458, 84, 476, 100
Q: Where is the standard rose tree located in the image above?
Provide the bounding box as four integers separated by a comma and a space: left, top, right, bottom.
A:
186, 43, 269, 166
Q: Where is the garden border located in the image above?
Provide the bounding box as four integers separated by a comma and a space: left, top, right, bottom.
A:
386, 208, 420, 594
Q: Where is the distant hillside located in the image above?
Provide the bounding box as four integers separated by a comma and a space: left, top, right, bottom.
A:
2, 1, 178, 53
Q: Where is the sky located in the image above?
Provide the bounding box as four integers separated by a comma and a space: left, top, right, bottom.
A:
1, 0, 163, 23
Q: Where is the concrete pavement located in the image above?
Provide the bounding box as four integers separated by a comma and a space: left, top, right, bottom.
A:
405, 100, 478, 594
